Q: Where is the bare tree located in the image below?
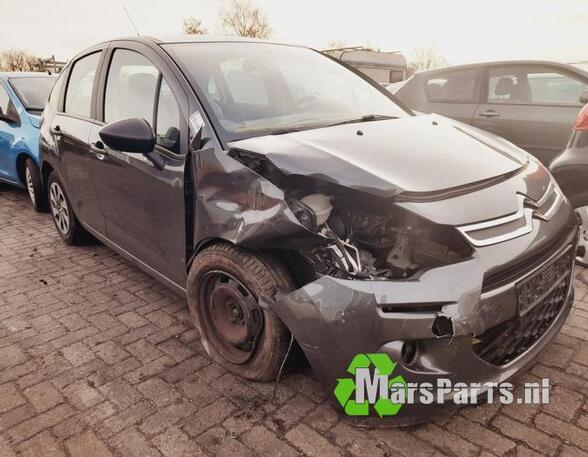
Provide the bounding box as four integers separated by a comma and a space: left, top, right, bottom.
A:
182, 17, 207, 35
220, 0, 271, 39
326, 39, 348, 50
408, 43, 448, 74
0, 49, 42, 72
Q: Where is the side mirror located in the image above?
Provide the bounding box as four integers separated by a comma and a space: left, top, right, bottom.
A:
99, 118, 155, 153
580, 90, 588, 105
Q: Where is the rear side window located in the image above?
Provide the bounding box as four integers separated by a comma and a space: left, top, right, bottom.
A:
487, 66, 588, 105
65, 52, 102, 118
425, 70, 478, 103
527, 70, 586, 105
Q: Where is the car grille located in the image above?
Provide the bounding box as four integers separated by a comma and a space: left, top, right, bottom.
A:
481, 224, 573, 293
473, 248, 573, 366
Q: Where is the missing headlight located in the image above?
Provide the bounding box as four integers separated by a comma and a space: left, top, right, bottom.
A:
294, 191, 473, 280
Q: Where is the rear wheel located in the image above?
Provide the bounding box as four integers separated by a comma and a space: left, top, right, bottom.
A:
187, 243, 295, 381
47, 173, 89, 245
576, 205, 588, 266
24, 158, 47, 212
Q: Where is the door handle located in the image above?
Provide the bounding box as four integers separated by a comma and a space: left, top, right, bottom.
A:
91, 141, 107, 160
479, 110, 501, 118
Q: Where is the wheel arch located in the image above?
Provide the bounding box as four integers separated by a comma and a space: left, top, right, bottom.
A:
187, 237, 313, 289
552, 166, 588, 208
186, 239, 312, 338
41, 161, 55, 190
15, 153, 37, 186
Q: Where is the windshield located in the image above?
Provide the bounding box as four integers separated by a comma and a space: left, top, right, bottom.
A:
9, 76, 56, 112
165, 42, 409, 141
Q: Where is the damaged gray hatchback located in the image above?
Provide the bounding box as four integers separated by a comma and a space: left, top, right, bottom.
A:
40, 36, 578, 425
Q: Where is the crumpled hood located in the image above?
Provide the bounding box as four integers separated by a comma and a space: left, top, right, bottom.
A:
229, 114, 528, 198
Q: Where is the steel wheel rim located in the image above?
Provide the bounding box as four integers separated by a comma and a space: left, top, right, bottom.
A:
576, 205, 588, 264
50, 182, 70, 235
25, 167, 35, 205
199, 271, 263, 365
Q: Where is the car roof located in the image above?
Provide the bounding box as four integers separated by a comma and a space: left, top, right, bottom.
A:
0, 72, 56, 80
96, 34, 304, 49
69, 34, 308, 64
412, 60, 588, 78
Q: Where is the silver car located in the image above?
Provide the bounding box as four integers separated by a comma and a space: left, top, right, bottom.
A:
395, 60, 588, 165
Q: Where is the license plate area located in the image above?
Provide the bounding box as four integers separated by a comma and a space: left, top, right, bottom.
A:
516, 247, 573, 316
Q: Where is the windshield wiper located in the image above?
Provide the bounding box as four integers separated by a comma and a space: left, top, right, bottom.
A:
270, 126, 311, 135
269, 114, 399, 136
327, 114, 399, 127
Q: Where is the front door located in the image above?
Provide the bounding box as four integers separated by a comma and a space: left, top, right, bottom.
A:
89, 46, 188, 287
473, 64, 588, 165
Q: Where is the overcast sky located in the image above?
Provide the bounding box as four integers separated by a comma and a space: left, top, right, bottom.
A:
2, 0, 587, 65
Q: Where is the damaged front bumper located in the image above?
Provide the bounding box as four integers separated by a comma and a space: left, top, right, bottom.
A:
268, 221, 578, 426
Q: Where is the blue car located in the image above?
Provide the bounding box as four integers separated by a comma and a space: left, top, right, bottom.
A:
0, 72, 56, 210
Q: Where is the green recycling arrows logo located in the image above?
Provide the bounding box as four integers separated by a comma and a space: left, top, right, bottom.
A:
334, 353, 407, 417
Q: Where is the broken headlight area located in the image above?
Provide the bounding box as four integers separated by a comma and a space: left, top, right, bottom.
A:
286, 185, 474, 281
227, 149, 473, 281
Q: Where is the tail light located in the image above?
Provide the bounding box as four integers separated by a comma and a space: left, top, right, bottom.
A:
575, 103, 588, 131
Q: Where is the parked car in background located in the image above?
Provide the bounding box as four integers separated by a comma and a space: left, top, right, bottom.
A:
323, 47, 407, 84
0, 72, 56, 210
550, 94, 588, 265
395, 61, 588, 165
41, 36, 577, 425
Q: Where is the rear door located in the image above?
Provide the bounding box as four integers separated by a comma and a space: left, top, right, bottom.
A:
88, 43, 189, 287
417, 68, 482, 124
473, 64, 588, 165
50, 49, 106, 232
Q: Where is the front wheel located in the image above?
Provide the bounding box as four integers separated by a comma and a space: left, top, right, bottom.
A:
47, 173, 89, 245
187, 243, 295, 381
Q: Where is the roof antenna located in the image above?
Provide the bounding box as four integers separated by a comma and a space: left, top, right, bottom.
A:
123, 6, 140, 36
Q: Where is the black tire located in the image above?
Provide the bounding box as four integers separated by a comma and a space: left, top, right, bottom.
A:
47, 172, 89, 245
187, 243, 295, 381
574, 204, 588, 267
24, 158, 48, 212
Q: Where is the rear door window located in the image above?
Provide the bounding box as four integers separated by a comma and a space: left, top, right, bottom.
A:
65, 52, 102, 118
487, 68, 523, 103
486, 66, 588, 106
425, 70, 478, 103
